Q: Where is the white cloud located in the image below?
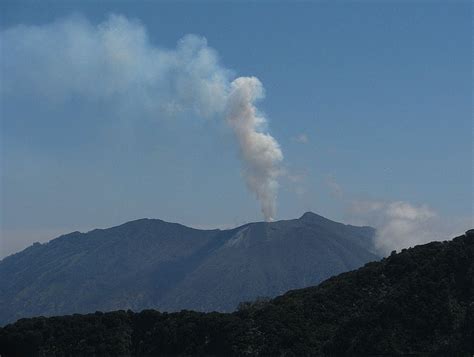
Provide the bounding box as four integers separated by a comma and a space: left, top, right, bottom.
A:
324, 176, 470, 255
349, 199, 467, 255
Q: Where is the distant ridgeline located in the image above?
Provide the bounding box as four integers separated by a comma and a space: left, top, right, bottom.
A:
1, 232, 473, 355
0, 212, 378, 325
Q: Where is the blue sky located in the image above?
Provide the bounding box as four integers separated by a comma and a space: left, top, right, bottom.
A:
1, 1, 472, 257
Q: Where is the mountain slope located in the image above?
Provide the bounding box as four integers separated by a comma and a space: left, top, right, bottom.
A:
0, 232, 472, 355
0, 212, 378, 325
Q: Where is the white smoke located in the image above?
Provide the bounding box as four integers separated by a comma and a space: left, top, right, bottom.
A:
349, 199, 469, 255
226, 77, 283, 221
1, 15, 230, 119
1, 14, 283, 220
349, 200, 435, 253
324, 178, 471, 255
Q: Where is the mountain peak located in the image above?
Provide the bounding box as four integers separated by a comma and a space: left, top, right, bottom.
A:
299, 211, 326, 221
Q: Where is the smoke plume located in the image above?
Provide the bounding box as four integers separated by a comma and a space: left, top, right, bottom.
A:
348, 199, 472, 255
226, 77, 283, 221
349, 200, 437, 254
324, 178, 471, 255
1, 14, 283, 220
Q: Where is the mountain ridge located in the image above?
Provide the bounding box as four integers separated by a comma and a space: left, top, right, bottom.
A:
0, 212, 379, 325
2, 211, 375, 261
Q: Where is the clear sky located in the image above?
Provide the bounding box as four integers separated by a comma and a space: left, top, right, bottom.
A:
1, 1, 472, 258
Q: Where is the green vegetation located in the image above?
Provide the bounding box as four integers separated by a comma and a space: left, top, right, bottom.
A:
1, 233, 472, 355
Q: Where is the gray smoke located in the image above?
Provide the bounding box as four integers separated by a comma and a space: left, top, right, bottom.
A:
1, 14, 283, 220
226, 77, 283, 221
